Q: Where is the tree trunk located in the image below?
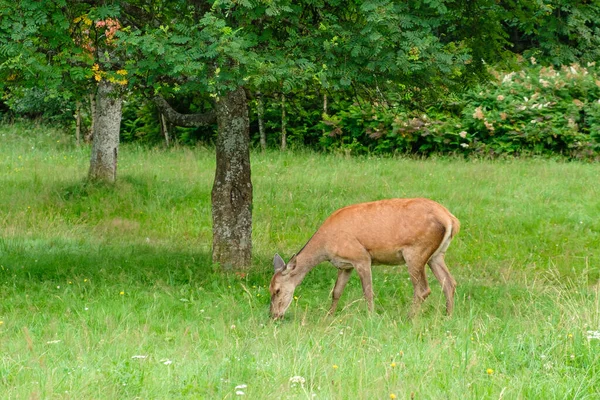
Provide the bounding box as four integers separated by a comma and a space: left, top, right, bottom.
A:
88, 80, 123, 183
211, 86, 253, 270
75, 101, 82, 147
281, 93, 287, 151
256, 91, 266, 151
160, 112, 170, 147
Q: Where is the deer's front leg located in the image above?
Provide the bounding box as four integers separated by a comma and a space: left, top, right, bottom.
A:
354, 263, 374, 313
329, 268, 353, 315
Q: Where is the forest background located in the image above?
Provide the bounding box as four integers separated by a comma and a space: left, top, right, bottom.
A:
1, 0, 599, 159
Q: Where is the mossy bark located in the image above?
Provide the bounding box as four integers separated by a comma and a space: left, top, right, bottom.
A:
88, 80, 122, 183
211, 86, 253, 270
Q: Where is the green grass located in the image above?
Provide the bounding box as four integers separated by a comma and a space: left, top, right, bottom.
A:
1, 123, 600, 399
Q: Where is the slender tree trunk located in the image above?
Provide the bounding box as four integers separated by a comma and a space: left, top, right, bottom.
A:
75, 101, 82, 147
256, 91, 266, 151
322, 93, 328, 136
281, 93, 287, 151
88, 80, 123, 183
160, 112, 170, 147
211, 86, 253, 270
88, 93, 96, 143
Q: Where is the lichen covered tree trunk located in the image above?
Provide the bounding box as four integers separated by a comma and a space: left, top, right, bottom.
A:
212, 86, 253, 270
88, 80, 123, 183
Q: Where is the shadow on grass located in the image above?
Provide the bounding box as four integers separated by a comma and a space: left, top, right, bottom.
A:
56, 174, 203, 202
0, 236, 273, 290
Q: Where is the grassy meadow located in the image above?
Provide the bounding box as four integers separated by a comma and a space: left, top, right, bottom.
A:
1, 123, 600, 399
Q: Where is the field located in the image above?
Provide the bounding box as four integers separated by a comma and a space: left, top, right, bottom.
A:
1, 123, 600, 399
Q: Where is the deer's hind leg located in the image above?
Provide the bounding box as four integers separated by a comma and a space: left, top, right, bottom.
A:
402, 248, 434, 318
428, 253, 457, 315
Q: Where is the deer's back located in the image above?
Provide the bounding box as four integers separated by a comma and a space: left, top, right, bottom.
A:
316, 198, 456, 264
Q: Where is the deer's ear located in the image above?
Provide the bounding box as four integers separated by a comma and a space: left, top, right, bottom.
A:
281, 254, 297, 276
273, 253, 286, 273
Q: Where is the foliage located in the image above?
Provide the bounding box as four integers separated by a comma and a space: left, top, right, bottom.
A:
1, 87, 74, 124
0, 0, 124, 97
319, 61, 600, 158
1, 125, 600, 397
120, 94, 216, 145
461, 61, 600, 158
503, 0, 600, 66
2, 1, 600, 159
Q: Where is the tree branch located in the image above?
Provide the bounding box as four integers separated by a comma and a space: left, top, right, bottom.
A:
153, 96, 216, 127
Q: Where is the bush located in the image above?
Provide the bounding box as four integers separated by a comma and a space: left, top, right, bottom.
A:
319, 61, 600, 158
3, 87, 74, 125
461, 61, 600, 157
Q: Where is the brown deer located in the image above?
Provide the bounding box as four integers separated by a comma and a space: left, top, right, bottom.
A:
269, 198, 459, 319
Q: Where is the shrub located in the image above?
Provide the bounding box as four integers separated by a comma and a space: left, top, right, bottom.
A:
461, 61, 600, 157
319, 61, 600, 158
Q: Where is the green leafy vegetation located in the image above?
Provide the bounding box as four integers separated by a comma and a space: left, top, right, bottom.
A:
2, 1, 600, 158
319, 60, 600, 158
1, 125, 599, 398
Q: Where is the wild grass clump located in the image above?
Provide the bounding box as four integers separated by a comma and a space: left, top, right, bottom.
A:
1, 124, 599, 398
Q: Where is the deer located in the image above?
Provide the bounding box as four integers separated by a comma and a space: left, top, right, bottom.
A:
269, 198, 460, 320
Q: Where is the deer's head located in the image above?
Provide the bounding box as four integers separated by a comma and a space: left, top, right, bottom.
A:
269, 253, 298, 319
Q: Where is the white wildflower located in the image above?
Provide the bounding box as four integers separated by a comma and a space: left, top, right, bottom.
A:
131, 355, 147, 359
289, 375, 306, 385
46, 340, 61, 344
235, 384, 247, 396
459, 131, 467, 138
587, 330, 600, 339
502, 72, 515, 83
460, 143, 469, 148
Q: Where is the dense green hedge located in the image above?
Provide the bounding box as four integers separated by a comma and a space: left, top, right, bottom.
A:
318, 61, 600, 158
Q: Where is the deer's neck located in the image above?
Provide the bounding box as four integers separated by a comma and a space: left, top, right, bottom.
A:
291, 234, 328, 284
